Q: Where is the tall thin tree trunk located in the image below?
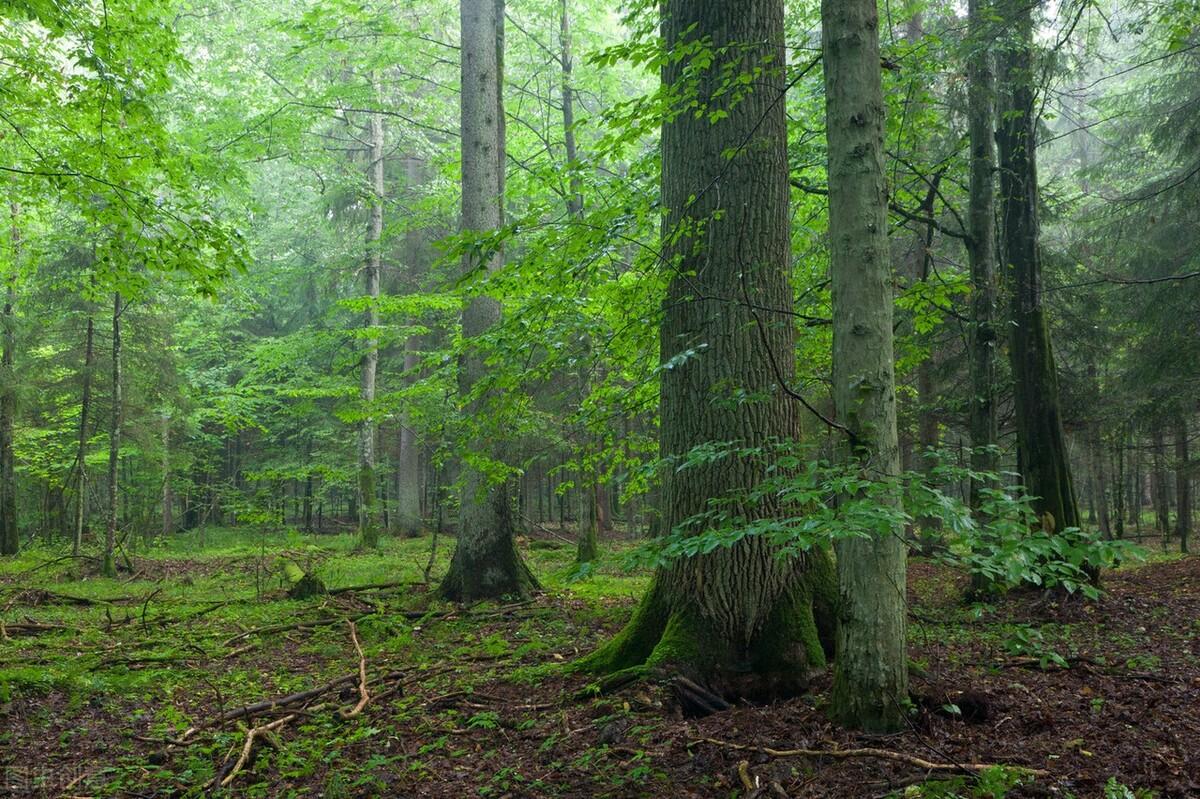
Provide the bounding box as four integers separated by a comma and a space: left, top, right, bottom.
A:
996, 0, 1080, 536
1113, 424, 1126, 539
161, 412, 173, 540
102, 292, 122, 577
1152, 424, 1170, 547
560, 0, 582, 217
823, 0, 908, 732
0, 203, 18, 555
1174, 415, 1190, 554
358, 78, 384, 549
395, 156, 426, 539
439, 0, 538, 601
967, 0, 998, 508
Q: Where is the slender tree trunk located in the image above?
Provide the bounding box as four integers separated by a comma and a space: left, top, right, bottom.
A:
584, 0, 836, 703
440, 0, 538, 602
823, 0, 908, 732
0, 215, 16, 545
395, 156, 427, 538
1152, 425, 1170, 547
967, 0, 999, 508
560, 0, 582, 217
1113, 424, 1126, 539
0, 203, 17, 555
358, 79, 384, 549
161, 412, 173, 540
996, 0, 1080, 536
1174, 415, 1190, 553
102, 292, 122, 577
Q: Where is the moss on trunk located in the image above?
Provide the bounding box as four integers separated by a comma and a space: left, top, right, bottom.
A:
579, 548, 837, 701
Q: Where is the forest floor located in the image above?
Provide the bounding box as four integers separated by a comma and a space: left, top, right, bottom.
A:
0, 528, 1196, 799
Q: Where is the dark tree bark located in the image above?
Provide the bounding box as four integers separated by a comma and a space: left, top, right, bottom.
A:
439, 0, 538, 602
996, 0, 1079, 535
1152, 424, 1170, 545
823, 0, 908, 732
1174, 415, 1190, 553
0, 203, 18, 555
966, 0, 999, 508
582, 0, 836, 703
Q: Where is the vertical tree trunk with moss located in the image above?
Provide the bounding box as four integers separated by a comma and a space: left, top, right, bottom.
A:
440, 0, 537, 602
358, 82, 384, 549
823, 0, 909, 733
996, 0, 1079, 535
1175, 415, 1190, 554
102, 292, 122, 577
581, 0, 836, 701
0, 204, 17, 556
967, 0, 999, 508
394, 156, 427, 539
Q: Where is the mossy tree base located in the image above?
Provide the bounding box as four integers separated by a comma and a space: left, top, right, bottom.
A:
579, 548, 837, 704
439, 476, 539, 603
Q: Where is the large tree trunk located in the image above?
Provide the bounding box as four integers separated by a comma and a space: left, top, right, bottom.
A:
358, 81, 385, 549
102, 292, 122, 577
996, 0, 1080, 535
966, 0, 999, 508
823, 0, 909, 732
439, 0, 537, 602
73, 311, 95, 554
1174, 415, 1190, 554
583, 0, 836, 703
0, 203, 17, 555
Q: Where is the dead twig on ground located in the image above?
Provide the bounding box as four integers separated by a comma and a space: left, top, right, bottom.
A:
689, 737, 1049, 777
339, 620, 370, 718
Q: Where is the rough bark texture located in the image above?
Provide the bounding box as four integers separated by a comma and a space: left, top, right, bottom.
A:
102, 293, 122, 577
161, 412, 173, 539
0, 204, 17, 555
996, 0, 1079, 535
73, 311, 95, 555
1173, 416, 1190, 553
823, 0, 909, 732
582, 0, 836, 701
358, 85, 384, 549
440, 0, 537, 602
966, 0, 999, 508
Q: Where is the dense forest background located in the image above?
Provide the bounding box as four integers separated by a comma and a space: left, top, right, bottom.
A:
0, 1, 1196, 560
0, 0, 1198, 795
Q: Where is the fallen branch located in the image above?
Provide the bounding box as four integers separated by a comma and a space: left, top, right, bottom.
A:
216, 713, 296, 787
689, 737, 1049, 777
339, 621, 370, 718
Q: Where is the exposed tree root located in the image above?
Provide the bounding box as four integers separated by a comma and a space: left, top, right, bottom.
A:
214, 713, 296, 788
690, 737, 1050, 777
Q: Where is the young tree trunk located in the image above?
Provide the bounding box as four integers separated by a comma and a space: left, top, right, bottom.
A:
161, 411, 173, 540
394, 157, 427, 539
583, 0, 836, 703
966, 0, 999, 508
102, 292, 122, 577
996, 0, 1080, 536
1152, 425, 1170, 546
439, 0, 538, 602
1174, 415, 1190, 554
72, 311, 94, 554
1113, 424, 1126, 539
0, 203, 17, 555
358, 79, 385, 549
823, 0, 909, 732
559, 0, 582, 217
